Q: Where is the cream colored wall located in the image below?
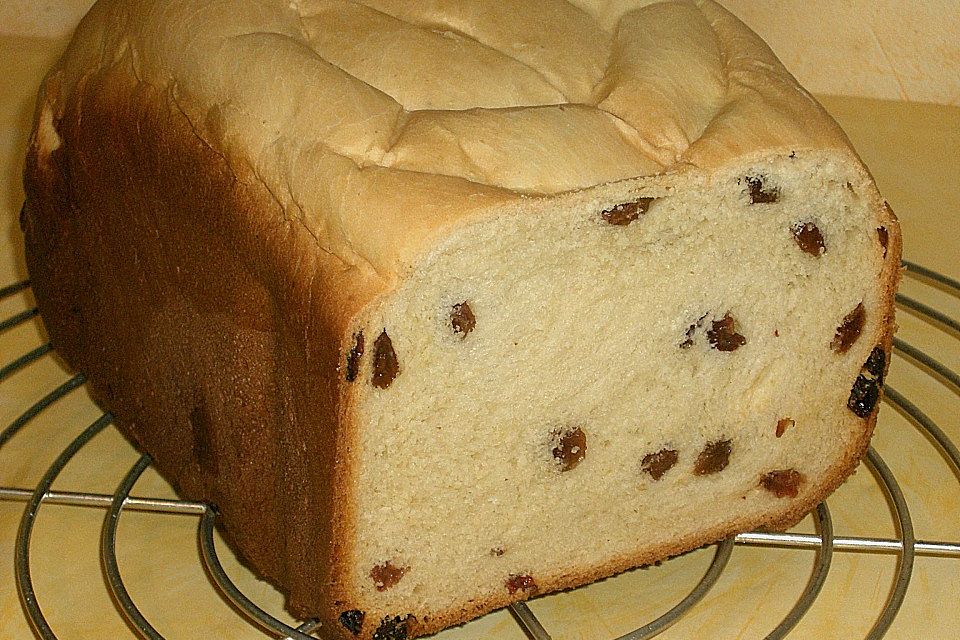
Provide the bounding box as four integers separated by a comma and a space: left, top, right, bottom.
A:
1, 0, 958, 105
723, 1, 960, 106
0, 0, 93, 40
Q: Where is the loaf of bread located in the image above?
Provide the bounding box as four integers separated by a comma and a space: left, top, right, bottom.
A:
22, 0, 900, 638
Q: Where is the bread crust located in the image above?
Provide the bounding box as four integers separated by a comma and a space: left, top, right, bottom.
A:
22, 65, 383, 624
22, 1, 902, 638
40, 0, 866, 279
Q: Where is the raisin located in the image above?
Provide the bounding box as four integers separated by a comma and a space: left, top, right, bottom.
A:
600, 197, 655, 225
775, 418, 794, 438
371, 330, 399, 389
760, 469, 806, 498
745, 175, 779, 204
694, 439, 732, 475
552, 426, 587, 471
505, 574, 538, 594
680, 313, 708, 349
707, 313, 746, 352
450, 301, 476, 337
373, 615, 415, 640
848, 375, 881, 418
877, 227, 889, 258
864, 346, 887, 381
490, 546, 505, 557
370, 561, 407, 591
792, 222, 826, 257
831, 303, 866, 353
339, 610, 365, 635
345, 331, 364, 382
847, 346, 886, 418
641, 449, 679, 480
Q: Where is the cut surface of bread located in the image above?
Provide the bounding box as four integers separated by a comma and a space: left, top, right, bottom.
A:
345, 155, 895, 631
20, 0, 901, 638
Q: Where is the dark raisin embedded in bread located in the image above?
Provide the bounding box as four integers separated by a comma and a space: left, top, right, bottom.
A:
864, 345, 886, 379
339, 610, 365, 635
641, 449, 679, 480
449, 301, 476, 337
707, 314, 746, 352
832, 303, 866, 353
792, 221, 826, 256
848, 346, 887, 418
551, 426, 587, 471
600, 197, 655, 225
505, 574, 538, 594
373, 615, 414, 640
346, 331, 364, 382
370, 561, 408, 591
848, 377, 881, 418
694, 439, 732, 475
490, 547, 505, 557
775, 418, 795, 438
744, 174, 779, 204
760, 469, 806, 498
371, 330, 399, 389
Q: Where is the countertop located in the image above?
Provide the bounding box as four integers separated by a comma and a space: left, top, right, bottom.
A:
1, 35, 958, 640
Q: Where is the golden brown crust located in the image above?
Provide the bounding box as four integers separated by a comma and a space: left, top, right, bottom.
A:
44, 0, 863, 279
22, 64, 383, 625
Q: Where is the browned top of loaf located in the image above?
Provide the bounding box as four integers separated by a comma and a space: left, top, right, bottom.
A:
38, 0, 857, 282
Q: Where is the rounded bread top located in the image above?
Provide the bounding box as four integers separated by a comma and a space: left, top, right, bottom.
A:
40, 0, 857, 278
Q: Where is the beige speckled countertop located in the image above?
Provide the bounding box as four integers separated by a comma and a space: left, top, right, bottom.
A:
1, 35, 959, 640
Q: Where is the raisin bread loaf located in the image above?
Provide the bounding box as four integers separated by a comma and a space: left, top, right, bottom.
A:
21, 0, 900, 638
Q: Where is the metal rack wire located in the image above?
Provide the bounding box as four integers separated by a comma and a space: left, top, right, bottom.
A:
1, 260, 958, 640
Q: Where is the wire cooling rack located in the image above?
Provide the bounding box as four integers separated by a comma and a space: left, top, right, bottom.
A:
1, 260, 959, 640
